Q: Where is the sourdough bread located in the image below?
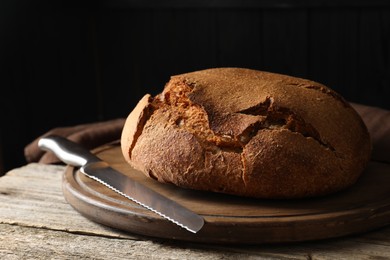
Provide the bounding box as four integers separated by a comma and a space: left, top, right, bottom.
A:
121, 68, 371, 198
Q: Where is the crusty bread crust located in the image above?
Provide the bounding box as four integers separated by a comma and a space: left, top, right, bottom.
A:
121, 68, 372, 199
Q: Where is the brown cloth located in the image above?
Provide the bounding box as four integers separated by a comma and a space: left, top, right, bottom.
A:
24, 103, 390, 165
350, 103, 390, 164
24, 118, 125, 164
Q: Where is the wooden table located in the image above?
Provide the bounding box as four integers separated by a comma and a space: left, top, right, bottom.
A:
1, 163, 390, 259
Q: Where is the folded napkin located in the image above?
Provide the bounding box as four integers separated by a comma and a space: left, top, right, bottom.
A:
24, 118, 125, 164
350, 103, 390, 164
24, 103, 390, 165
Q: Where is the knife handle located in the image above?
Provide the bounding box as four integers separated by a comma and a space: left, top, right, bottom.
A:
38, 135, 101, 167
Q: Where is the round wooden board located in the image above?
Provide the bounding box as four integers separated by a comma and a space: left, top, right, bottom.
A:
62, 142, 390, 244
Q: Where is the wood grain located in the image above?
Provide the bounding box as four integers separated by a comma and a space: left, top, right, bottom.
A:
2, 163, 390, 259
0, 164, 133, 239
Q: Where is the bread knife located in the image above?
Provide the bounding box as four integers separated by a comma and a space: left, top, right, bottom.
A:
38, 135, 204, 233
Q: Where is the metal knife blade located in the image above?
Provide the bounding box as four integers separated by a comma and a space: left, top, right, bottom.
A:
38, 135, 204, 233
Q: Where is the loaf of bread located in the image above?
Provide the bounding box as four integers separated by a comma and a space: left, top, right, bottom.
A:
121, 68, 372, 199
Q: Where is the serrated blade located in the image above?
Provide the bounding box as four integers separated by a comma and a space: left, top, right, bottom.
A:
38, 135, 204, 233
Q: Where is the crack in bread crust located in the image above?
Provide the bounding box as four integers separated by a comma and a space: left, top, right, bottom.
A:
157, 80, 242, 150
238, 97, 336, 152
286, 82, 350, 108
156, 80, 336, 155
154, 80, 337, 156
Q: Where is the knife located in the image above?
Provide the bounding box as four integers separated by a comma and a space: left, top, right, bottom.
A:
38, 135, 204, 233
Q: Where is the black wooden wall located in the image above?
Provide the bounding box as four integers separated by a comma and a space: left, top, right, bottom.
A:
1, 0, 390, 174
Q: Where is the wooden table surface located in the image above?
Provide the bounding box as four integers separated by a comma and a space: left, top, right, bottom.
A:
1, 163, 390, 259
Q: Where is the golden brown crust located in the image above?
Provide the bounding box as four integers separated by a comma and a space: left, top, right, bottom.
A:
121, 68, 372, 199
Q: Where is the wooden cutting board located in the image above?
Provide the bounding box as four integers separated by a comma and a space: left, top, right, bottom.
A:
62, 141, 390, 244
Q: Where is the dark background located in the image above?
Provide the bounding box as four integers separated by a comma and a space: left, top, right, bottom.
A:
1, 0, 390, 175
